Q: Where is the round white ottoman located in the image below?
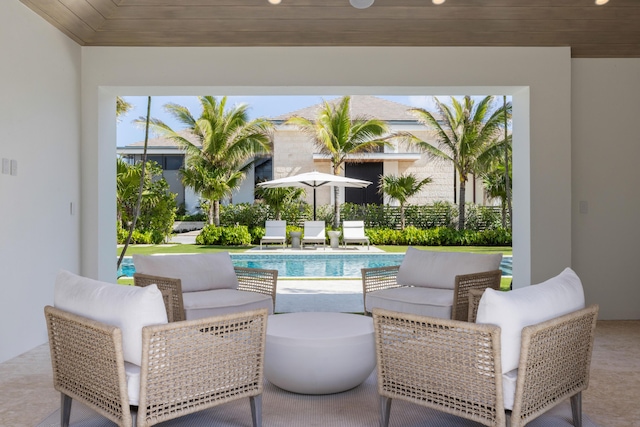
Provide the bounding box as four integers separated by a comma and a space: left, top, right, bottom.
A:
265, 312, 375, 395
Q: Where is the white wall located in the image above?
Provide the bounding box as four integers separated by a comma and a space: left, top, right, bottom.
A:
572, 59, 640, 319
0, 2, 81, 362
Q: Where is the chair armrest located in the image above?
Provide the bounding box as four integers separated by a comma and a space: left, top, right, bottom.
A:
138, 309, 268, 426
361, 265, 402, 315
452, 269, 503, 322
134, 273, 185, 322
362, 265, 401, 294
467, 288, 486, 323
234, 266, 278, 307
44, 306, 133, 427
372, 308, 505, 427
511, 305, 599, 427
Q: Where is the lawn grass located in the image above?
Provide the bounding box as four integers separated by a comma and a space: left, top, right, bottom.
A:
118, 244, 512, 256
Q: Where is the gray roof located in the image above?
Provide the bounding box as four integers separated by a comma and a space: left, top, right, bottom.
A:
272, 95, 419, 122
124, 130, 200, 148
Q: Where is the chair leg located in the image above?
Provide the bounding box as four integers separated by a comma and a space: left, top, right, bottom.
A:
570, 392, 583, 427
380, 396, 392, 427
60, 393, 72, 427
250, 394, 262, 427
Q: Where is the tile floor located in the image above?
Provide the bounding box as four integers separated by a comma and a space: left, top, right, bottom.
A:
2, 307, 638, 426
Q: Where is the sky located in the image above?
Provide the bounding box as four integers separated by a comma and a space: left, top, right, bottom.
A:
116, 95, 440, 147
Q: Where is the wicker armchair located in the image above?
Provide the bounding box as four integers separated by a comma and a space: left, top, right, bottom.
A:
46, 270, 268, 427
373, 305, 598, 427
362, 248, 502, 321
133, 253, 278, 320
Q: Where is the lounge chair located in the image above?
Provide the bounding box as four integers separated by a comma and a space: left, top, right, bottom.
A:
373, 268, 597, 427
301, 221, 326, 249
260, 220, 287, 250
342, 220, 369, 249
362, 247, 502, 320
47, 270, 267, 427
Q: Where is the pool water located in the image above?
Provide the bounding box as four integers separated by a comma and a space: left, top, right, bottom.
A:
118, 253, 512, 278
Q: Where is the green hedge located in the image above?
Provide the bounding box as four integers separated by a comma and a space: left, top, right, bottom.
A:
365, 226, 511, 246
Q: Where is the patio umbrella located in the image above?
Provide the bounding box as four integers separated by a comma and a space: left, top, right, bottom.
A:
257, 171, 372, 220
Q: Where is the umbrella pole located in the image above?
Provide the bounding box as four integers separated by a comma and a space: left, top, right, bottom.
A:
313, 188, 317, 220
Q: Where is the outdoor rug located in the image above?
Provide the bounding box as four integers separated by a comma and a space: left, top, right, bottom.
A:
37, 372, 600, 427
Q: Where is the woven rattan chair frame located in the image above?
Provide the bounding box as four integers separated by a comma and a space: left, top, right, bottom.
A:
373, 308, 505, 427
362, 265, 501, 320
134, 273, 186, 322
134, 267, 278, 319
45, 305, 133, 427
45, 305, 268, 427
372, 305, 599, 427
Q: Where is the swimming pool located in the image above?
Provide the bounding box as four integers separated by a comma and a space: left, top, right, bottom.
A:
118, 253, 512, 278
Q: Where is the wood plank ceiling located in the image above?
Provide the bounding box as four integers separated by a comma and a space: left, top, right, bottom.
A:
18, 0, 640, 58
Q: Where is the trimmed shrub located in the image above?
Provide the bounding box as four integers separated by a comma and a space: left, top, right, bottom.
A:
196, 225, 252, 246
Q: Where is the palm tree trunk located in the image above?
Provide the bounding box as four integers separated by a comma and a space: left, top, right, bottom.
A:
213, 200, 220, 227
400, 204, 406, 230
458, 180, 466, 230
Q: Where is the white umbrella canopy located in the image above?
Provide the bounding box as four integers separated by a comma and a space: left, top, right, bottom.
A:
257, 171, 372, 220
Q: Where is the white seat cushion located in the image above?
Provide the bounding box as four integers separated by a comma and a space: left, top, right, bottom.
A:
125, 362, 141, 406
396, 247, 502, 290
183, 289, 274, 319
133, 252, 239, 292
366, 287, 454, 319
54, 270, 168, 366
476, 267, 586, 374
502, 369, 518, 410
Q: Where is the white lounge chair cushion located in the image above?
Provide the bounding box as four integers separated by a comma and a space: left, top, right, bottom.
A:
476, 267, 585, 374
54, 269, 168, 366
182, 289, 274, 319
133, 253, 239, 292
262, 220, 286, 240
302, 221, 326, 241
397, 247, 503, 290
365, 287, 454, 319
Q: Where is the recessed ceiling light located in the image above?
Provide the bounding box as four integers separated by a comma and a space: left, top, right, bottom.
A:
268, 0, 281, 4
595, 0, 609, 4
350, 0, 374, 9
432, 0, 446, 4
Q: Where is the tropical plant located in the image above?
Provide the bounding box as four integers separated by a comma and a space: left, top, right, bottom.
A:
254, 186, 306, 220
377, 173, 433, 230
285, 96, 391, 228
115, 158, 177, 245
409, 96, 511, 230
147, 96, 273, 226
117, 96, 150, 269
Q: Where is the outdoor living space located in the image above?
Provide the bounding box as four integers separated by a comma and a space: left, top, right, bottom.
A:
1, 301, 639, 427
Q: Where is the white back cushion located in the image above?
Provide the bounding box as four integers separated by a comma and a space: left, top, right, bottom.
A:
54, 270, 168, 366
397, 247, 502, 289
476, 267, 586, 374
133, 252, 239, 292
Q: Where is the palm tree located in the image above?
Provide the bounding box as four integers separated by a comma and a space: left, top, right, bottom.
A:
481, 134, 512, 228
286, 96, 391, 228
409, 96, 511, 230
255, 186, 306, 220
116, 96, 133, 120
378, 173, 432, 230
148, 96, 273, 226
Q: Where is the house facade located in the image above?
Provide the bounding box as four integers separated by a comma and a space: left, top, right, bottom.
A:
118, 95, 492, 213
